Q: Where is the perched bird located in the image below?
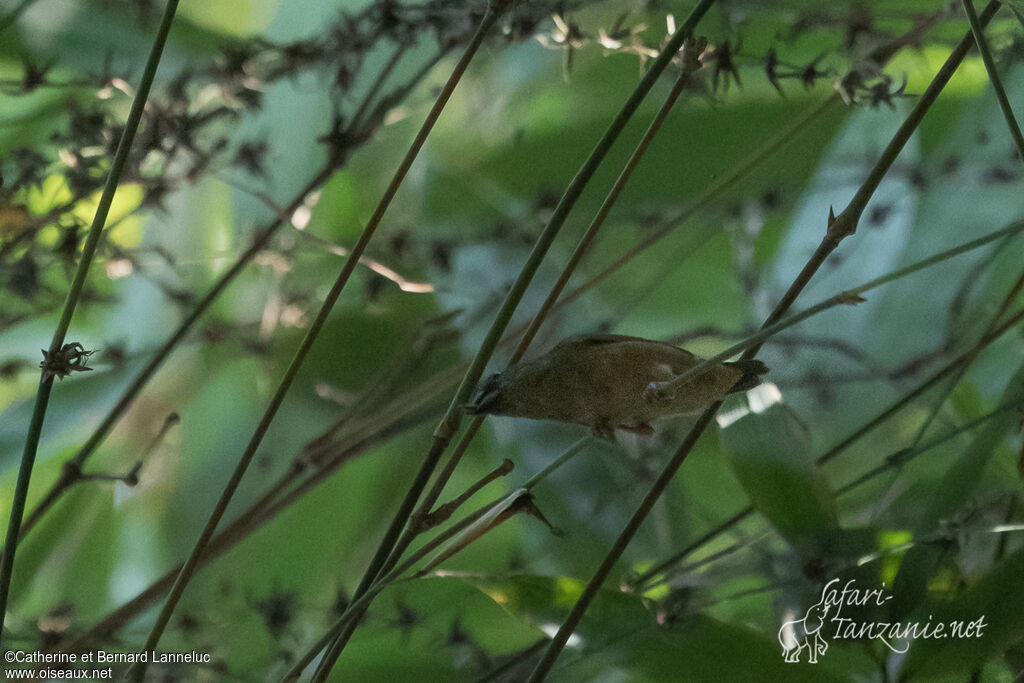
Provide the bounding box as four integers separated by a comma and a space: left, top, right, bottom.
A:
467, 334, 768, 441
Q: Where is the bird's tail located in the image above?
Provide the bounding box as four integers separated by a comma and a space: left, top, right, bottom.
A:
724, 360, 769, 393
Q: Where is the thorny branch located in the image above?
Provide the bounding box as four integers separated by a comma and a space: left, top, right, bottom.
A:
527, 2, 1003, 679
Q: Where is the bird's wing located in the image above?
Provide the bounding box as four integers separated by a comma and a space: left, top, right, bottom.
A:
555, 333, 645, 347
553, 334, 697, 374
556, 333, 689, 352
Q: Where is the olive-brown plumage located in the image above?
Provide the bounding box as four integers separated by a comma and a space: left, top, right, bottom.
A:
467, 334, 768, 440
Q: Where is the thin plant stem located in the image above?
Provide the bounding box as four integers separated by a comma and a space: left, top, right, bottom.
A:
631, 507, 754, 588
637, 396, 1023, 591
482, 95, 837, 383
527, 6, 1001, 678
14, 169, 332, 543
309, 4, 719, 675
305, 430, 443, 676
434, 0, 718, 443
631, 305, 1024, 587
836, 398, 1024, 497
527, 408, 719, 681
61, 418, 425, 653
655, 220, 1024, 396
817, 308, 1024, 467
905, 267, 1024, 448
373, 36, 708, 602
751, 0, 1001, 350
900, 4, 1024, 438
393, 197, 1024, 599
964, 0, 1024, 159
282, 496, 492, 680
14, 34, 449, 550
348, 43, 409, 135
514, 41, 706, 358
558, 95, 840, 309
445, 95, 840, 449
1010, 4, 1024, 30
0, 0, 180, 645
125, 7, 498, 680
57, 360, 462, 653
283, 438, 591, 680
475, 638, 549, 683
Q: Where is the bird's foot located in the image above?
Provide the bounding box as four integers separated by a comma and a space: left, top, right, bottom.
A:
619, 421, 654, 435
591, 419, 617, 442
643, 381, 674, 405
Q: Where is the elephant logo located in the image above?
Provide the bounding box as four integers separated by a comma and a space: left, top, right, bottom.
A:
778, 598, 830, 663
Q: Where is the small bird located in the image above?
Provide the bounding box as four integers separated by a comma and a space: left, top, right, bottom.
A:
467, 334, 768, 441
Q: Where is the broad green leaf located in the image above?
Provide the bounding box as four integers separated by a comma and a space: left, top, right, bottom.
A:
719, 404, 839, 552
902, 545, 1024, 679
922, 359, 1024, 529
464, 573, 650, 648
888, 543, 959, 623
622, 614, 854, 683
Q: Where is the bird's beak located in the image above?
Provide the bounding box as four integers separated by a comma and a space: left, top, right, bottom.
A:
466, 373, 503, 414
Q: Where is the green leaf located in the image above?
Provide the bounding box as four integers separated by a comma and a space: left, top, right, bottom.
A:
921, 358, 1024, 530
902, 545, 1024, 679
888, 543, 957, 622
464, 575, 856, 682
623, 614, 852, 683
463, 573, 651, 648
1005, 1, 1024, 30
718, 404, 839, 552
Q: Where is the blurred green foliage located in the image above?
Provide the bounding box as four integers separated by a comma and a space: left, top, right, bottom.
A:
1, 0, 1023, 680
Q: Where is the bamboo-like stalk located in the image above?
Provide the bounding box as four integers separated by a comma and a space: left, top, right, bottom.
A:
527, 3, 1002, 679
13, 37, 449, 550
282, 438, 591, 681
0, 0, 181, 647
556, 95, 840, 308
375, 32, 708, 604
633, 308, 1024, 589
905, 265, 1024, 448
55, 376, 449, 654
46, 87, 835, 665
124, 5, 503, 680
644, 394, 1024, 590
386, 89, 840, 588
964, 0, 1024, 159
63, 217, 1023, 660
46, 69, 829, 665
654, 221, 1024, 396
306, 3, 719, 677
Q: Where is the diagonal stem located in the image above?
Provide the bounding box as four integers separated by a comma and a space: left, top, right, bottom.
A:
125, 5, 499, 680
527, 408, 719, 681
904, 266, 1024, 449
655, 220, 1024, 396
371, 33, 709, 606
556, 95, 840, 310
0, 0, 181, 647
305, 4, 720, 677
12, 24, 450, 553
281, 437, 591, 681
13, 166, 334, 544
963, 0, 1024, 159
632, 307, 1024, 589
526, 4, 1001, 679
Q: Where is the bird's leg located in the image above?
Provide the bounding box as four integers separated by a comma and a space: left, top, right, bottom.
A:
591, 418, 617, 442
643, 381, 674, 405
618, 421, 654, 435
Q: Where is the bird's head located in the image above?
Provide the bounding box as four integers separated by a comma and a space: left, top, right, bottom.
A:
466, 372, 507, 415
